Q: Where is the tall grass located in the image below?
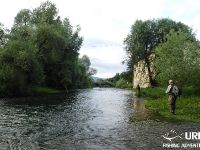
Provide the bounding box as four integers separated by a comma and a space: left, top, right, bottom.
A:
142, 86, 200, 123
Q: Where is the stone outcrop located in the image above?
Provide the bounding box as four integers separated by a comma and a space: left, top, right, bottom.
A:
133, 55, 155, 88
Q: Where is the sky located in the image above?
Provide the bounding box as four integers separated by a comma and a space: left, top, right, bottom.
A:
0, 0, 200, 78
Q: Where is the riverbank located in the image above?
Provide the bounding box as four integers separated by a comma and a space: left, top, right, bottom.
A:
0, 87, 65, 98
140, 87, 200, 123
32, 86, 65, 95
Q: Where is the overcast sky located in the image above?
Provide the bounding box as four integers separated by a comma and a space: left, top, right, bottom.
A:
1, 0, 200, 78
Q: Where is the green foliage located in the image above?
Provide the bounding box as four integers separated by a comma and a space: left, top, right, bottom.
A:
94, 79, 115, 87
140, 87, 165, 99
32, 1, 58, 25
14, 9, 32, 27
182, 86, 200, 96
104, 71, 132, 89
145, 94, 200, 123
141, 87, 200, 122
80, 55, 91, 71
124, 18, 194, 86
76, 55, 97, 88
155, 30, 200, 87
145, 97, 200, 123
0, 35, 44, 97
0, 1, 94, 97
140, 86, 200, 99
0, 23, 8, 47
108, 71, 132, 83
96, 71, 132, 89
115, 78, 128, 89
32, 86, 62, 94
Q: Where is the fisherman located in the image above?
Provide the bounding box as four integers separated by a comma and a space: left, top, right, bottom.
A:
165, 80, 179, 115
136, 84, 140, 97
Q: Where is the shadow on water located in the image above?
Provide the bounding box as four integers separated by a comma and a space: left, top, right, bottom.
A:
0, 91, 79, 106
129, 96, 164, 122
0, 89, 93, 149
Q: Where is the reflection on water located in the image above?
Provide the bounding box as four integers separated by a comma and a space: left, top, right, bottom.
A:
131, 97, 162, 122
133, 97, 146, 111
0, 88, 199, 150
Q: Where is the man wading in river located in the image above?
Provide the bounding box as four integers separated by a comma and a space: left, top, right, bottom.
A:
165, 80, 179, 115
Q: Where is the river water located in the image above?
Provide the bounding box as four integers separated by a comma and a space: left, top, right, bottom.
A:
0, 88, 199, 150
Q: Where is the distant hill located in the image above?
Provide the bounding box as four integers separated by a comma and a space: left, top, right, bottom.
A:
91, 76, 102, 81
91, 76, 115, 87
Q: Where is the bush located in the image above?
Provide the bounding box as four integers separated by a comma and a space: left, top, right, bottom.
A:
116, 78, 128, 89
181, 86, 200, 97
140, 87, 165, 99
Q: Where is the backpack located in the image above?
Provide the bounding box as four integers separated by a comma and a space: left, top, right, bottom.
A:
172, 85, 180, 96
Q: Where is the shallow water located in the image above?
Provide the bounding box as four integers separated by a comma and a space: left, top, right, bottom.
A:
0, 88, 199, 149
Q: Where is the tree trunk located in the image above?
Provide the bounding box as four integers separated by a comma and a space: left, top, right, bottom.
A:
144, 43, 154, 87
145, 56, 153, 87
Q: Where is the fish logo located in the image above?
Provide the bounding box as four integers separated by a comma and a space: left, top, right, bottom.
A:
162, 130, 183, 142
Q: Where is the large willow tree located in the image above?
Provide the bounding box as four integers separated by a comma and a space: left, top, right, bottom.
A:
124, 18, 194, 86
0, 1, 94, 97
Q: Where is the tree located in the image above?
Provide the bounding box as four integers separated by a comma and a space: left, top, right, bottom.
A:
0, 36, 44, 97
124, 18, 194, 86
14, 9, 32, 27
116, 78, 128, 89
155, 30, 200, 87
0, 12, 45, 97
80, 55, 91, 70
0, 1, 87, 97
0, 23, 8, 47
33, 2, 83, 90
32, 1, 58, 25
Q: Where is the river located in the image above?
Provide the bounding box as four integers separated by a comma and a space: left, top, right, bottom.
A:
0, 88, 199, 149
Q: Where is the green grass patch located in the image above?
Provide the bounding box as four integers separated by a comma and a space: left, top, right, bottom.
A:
140, 87, 166, 98
142, 87, 200, 123
32, 86, 63, 94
